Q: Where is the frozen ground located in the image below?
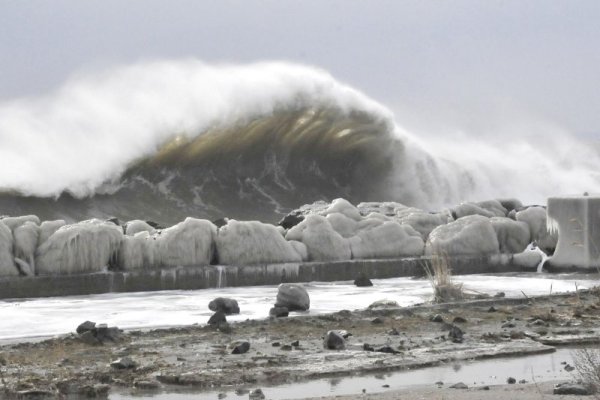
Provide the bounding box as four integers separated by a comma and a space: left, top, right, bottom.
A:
0, 272, 597, 341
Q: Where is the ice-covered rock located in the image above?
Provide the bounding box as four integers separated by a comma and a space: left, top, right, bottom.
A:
323, 198, 362, 221
0, 215, 40, 231
547, 195, 600, 269
117, 231, 158, 270
490, 217, 531, 254
452, 202, 496, 219
38, 220, 66, 246
516, 206, 558, 253
156, 218, 216, 267
399, 212, 453, 240
275, 283, 310, 311
0, 222, 17, 276
36, 219, 123, 275
426, 215, 500, 256
125, 220, 156, 236
285, 215, 351, 261
288, 240, 308, 261
13, 221, 40, 275
326, 212, 358, 238
349, 221, 424, 259
497, 198, 524, 213
356, 201, 408, 217
475, 200, 508, 217
217, 220, 302, 265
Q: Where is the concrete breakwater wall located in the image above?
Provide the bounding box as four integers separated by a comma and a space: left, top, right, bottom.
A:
0, 254, 532, 299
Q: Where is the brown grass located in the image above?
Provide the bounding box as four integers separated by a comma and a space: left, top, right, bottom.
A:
423, 254, 465, 303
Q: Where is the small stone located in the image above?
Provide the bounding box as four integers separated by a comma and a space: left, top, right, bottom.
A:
494, 292, 506, 298
564, 364, 575, 372
323, 330, 346, 350
134, 380, 161, 390
452, 316, 467, 324
488, 306, 497, 312
431, 314, 444, 323
79, 330, 101, 346
449, 382, 468, 389
375, 345, 399, 354
553, 382, 593, 395
448, 325, 464, 343
354, 273, 373, 287
249, 388, 265, 400
269, 307, 289, 318
291, 340, 300, 347
275, 283, 310, 311
218, 393, 227, 399
271, 342, 281, 347
371, 317, 384, 324
368, 299, 399, 309
208, 311, 227, 326
502, 322, 516, 329
363, 343, 374, 352
479, 386, 490, 390
435, 381, 443, 386
76, 320, 96, 334
231, 341, 250, 355
280, 345, 292, 351
519, 379, 528, 384
209, 297, 240, 315
382, 384, 390, 388
110, 356, 137, 370
507, 377, 516, 384
388, 327, 400, 336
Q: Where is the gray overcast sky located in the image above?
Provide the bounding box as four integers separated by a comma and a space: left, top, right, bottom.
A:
1, 0, 599, 138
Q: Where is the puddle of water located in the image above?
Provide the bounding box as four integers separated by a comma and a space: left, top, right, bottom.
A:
111, 348, 584, 400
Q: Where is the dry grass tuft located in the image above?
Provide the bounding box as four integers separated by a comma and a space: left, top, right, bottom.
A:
572, 348, 600, 397
423, 254, 465, 303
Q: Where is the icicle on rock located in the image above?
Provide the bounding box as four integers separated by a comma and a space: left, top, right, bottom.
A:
36, 219, 123, 275
216, 220, 302, 265
0, 222, 18, 276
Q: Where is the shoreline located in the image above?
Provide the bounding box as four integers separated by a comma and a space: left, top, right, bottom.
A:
2, 287, 600, 399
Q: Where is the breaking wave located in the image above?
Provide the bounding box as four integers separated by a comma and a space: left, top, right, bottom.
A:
0, 60, 598, 224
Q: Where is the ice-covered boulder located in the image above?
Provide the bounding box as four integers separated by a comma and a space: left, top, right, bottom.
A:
326, 212, 358, 238
125, 220, 156, 236
36, 219, 123, 275
475, 200, 508, 217
0, 215, 40, 231
156, 218, 216, 267
38, 220, 66, 246
399, 212, 453, 240
286, 215, 351, 261
117, 231, 158, 270
217, 220, 302, 265
490, 217, 531, 254
452, 202, 496, 219
498, 198, 524, 213
0, 222, 18, 276
275, 283, 310, 311
13, 221, 40, 275
515, 206, 558, 253
356, 201, 408, 217
322, 198, 362, 220
425, 215, 500, 256
349, 221, 424, 259
547, 195, 600, 269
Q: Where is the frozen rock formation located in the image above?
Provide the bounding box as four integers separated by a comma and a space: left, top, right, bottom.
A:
286, 215, 351, 261
125, 220, 156, 236
349, 221, 424, 259
399, 212, 453, 240
36, 219, 123, 275
515, 206, 558, 253
452, 202, 496, 219
322, 198, 362, 221
0, 215, 40, 231
275, 283, 310, 311
490, 217, 531, 254
426, 215, 500, 256
38, 220, 66, 246
547, 195, 600, 269
217, 220, 302, 265
13, 221, 40, 275
0, 222, 17, 276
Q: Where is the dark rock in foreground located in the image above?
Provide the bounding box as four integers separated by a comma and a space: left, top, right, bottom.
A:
209, 297, 240, 315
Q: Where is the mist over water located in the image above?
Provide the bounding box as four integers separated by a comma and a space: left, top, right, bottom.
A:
0, 60, 598, 222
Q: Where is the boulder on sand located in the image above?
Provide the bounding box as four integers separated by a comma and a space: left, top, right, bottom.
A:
275, 283, 310, 311
209, 297, 240, 315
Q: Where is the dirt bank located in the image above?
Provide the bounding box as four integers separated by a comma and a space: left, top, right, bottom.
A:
1, 288, 600, 399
